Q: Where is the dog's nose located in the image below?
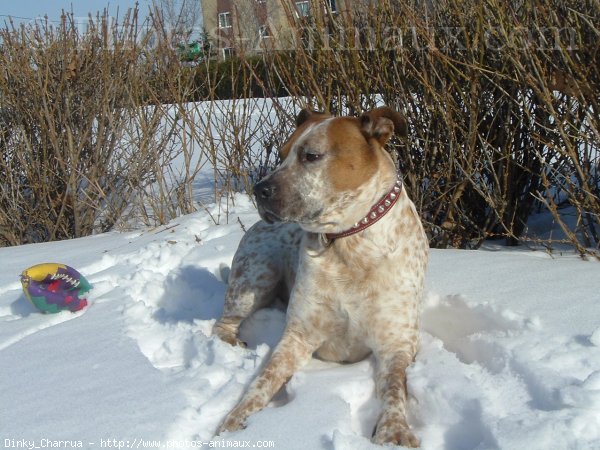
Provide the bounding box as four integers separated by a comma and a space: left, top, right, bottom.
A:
253, 180, 276, 200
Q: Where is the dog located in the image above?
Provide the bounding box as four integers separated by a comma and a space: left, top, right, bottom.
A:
214, 106, 428, 447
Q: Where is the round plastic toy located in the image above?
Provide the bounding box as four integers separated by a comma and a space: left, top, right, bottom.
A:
20, 263, 92, 313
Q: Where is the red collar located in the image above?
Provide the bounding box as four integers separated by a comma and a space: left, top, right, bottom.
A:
323, 176, 403, 244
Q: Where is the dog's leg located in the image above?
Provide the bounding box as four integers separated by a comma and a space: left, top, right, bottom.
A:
213, 314, 247, 347
218, 327, 319, 433
214, 287, 270, 347
214, 255, 283, 346
372, 346, 419, 447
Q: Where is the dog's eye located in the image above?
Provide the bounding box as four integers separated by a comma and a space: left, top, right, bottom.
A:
303, 152, 322, 163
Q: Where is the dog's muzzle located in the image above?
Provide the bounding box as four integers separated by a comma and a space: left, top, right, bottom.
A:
253, 179, 282, 224
253, 177, 323, 226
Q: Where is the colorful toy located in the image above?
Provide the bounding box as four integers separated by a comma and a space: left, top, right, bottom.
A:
20, 263, 92, 313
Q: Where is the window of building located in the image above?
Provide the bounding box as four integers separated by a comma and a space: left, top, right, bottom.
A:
222, 47, 235, 59
218, 12, 232, 29
328, 0, 337, 13
295, 1, 310, 17
258, 25, 270, 39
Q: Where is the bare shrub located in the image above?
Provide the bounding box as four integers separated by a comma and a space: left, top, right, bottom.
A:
254, 0, 599, 256
1, 0, 597, 259
0, 9, 185, 245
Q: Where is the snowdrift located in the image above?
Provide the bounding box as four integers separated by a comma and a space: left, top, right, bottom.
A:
1, 195, 599, 449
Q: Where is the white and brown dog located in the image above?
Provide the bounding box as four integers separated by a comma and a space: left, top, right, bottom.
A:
214, 106, 428, 447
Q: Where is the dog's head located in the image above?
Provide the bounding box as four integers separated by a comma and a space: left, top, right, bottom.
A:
254, 106, 407, 233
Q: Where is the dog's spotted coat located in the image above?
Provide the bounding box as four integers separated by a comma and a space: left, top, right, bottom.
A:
214, 107, 428, 447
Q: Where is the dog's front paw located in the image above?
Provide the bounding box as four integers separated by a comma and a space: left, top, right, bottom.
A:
218, 411, 247, 435
213, 320, 247, 347
372, 415, 419, 448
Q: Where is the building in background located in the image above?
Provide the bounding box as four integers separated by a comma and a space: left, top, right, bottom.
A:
201, 0, 349, 59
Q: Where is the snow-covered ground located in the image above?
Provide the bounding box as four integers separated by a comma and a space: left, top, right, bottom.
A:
1, 194, 599, 450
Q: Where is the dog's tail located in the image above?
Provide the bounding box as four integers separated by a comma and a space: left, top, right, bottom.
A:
219, 263, 231, 285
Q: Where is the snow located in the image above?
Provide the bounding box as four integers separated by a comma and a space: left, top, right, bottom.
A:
1, 194, 599, 450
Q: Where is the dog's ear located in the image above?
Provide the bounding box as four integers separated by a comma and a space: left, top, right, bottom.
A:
295, 108, 329, 127
360, 106, 407, 146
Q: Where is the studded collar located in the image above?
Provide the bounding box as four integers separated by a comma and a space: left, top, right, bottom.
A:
322, 175, 403, 245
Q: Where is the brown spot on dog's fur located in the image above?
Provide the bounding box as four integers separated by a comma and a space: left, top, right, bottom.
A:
295, 108, 330, 127
324, 117, 379, 192
360, 106, 408, 142
279, 110, 332, 160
